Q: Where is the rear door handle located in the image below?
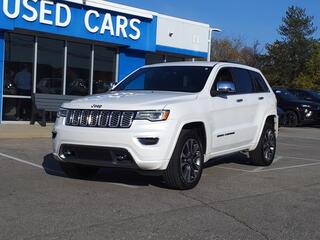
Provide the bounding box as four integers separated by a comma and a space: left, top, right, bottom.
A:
237, 99, 243, 103
259, 97, 264, 100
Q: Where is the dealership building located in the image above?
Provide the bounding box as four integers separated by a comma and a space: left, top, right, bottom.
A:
0, 0, 211, 123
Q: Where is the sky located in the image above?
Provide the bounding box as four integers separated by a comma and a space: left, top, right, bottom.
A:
109, 0, 320, 51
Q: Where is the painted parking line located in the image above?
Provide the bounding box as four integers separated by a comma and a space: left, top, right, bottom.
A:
282, 156, 320, 162
0, 152, 140, 189
251, 156, 282, 173
278, 142, 320, 149
279, 135, 320, 141
256, 162, 320, 172
0, 152, 43, 169
215, 155, 320, 173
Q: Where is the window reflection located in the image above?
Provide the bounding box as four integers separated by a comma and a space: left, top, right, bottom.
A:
2, 98, 32, 121
3, 33, 34, 96
36, 37, 64, 94
93, 46, 116, 94
166, 55, 185, 63
66, 42, 91, 96
146, 53, 165, 65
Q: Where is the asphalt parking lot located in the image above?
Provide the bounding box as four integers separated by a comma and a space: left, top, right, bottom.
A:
1, 126, 320, 240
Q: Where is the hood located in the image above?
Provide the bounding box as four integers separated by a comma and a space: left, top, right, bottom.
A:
62, 91, 198, 110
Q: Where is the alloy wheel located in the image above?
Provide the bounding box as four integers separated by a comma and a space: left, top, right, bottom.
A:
263, 129, 276, 161
180, 139, 202, 184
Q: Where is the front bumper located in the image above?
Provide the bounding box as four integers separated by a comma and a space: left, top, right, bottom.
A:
52, 117, 180, 171
298, 108, 320, 124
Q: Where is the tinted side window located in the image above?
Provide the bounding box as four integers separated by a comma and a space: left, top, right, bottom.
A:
250, 71, 269, 93
232, 68, 253, 94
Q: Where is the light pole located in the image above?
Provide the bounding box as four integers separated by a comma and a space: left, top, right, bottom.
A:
207, 28, 222, 62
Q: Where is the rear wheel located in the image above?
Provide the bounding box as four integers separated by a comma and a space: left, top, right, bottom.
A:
59, 162, 100, 179
250, 122, 276, 166
163, 129, 204, 190
285, 110, 299, 127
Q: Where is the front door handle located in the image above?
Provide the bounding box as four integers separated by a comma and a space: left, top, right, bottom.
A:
237, 99, 243, 103
259, 97, 264, 100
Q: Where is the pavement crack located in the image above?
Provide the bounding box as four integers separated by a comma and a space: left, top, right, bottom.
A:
178, 191, 270, 240
208, 205, 270, 240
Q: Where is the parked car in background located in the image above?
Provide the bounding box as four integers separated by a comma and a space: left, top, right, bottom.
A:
273, 87, 320, 127
288, 89, 320, 104
36, 78, 62, 94
277, 107, 286, 127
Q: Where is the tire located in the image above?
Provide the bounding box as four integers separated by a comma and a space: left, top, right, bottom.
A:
285, 110, 299, 127
59, 162, 100, 179
163, 129, 204, 190
250, 122, 276, 166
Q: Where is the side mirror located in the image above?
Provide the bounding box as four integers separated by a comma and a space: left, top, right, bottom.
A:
216, 81, 236, 94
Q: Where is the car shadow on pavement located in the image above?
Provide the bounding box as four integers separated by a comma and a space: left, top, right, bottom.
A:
42, 154, 165, 188
205, 153, 253, 169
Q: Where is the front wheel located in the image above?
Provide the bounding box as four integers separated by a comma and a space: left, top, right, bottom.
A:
250, 122, 276, 166
285, 110, 299, 127
163, 129, 204, 190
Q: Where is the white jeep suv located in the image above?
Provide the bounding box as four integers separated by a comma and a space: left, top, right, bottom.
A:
52, 62, 278, 189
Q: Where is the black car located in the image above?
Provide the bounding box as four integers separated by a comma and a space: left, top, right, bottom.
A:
277, 107, 286, 127
288, 88, 320, 104
273, 87, 320, 127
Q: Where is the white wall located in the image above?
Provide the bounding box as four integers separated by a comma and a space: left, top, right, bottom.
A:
156, 14, 210, 54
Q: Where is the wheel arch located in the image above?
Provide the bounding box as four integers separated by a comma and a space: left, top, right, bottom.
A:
181, 122, 208, 154
251, 114, 278, 151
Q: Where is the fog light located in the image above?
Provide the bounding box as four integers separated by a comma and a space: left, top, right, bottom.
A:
116, 153, 129, 161
60, 150, 74, 159
305, 110, 313, 118
138, 138, 159, 145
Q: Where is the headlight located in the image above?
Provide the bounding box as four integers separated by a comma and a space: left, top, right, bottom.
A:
135, 110, 170, 122
57, 108, 68, 118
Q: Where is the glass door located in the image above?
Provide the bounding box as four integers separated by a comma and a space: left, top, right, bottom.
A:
3, 33, 34, 121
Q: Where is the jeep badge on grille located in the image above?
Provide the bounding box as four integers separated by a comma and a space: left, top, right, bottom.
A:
91, 104, 102, 109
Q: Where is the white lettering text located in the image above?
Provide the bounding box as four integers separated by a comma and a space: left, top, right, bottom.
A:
100, 13, 114, 36
84, 10, 99, 33
22, 0, 37, 22
3, 0, 20, 19
39, 0, 53, 25
55, 3, 71, 27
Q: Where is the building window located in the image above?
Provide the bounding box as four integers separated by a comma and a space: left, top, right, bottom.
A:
146, 53, 165, 65
93, 46, 116, 94
36, 37, 64, 94
166, 55, 185, 63
146, 53, 185, 65
66, 42, 91, 96
3, 33, 34, 96
2, 98, 32, 121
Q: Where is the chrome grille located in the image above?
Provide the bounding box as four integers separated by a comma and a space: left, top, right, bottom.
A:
65, 109, 135, 128
72, 110, 81, 126
99, 111, 110, 127
109, 111, 121, 128
80, 110, 90, 126
120, 112, 135, 128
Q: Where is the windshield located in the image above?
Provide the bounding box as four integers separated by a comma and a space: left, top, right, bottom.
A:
274, 89, 298, 101
114, 66, 213, 93
309, 90, 320, 99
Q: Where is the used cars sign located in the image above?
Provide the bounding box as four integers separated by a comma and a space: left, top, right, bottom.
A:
0, 0, 156, 51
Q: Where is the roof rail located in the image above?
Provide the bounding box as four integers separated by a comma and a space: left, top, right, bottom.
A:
218, 60, 243, 64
